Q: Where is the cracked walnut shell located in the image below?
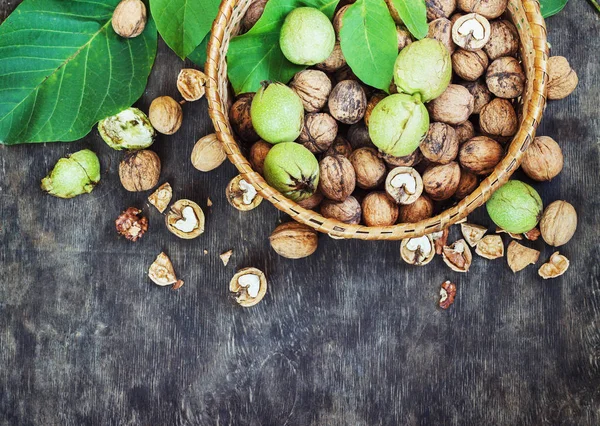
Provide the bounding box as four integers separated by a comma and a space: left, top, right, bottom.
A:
148, 252, 183, 288
177, 69, 207, 101
506, 241, 539, 272
148, 182, 172, 213
165, 199, 205, 239
460, 222, 487, 246
401, 235, 435, 266
230, 267, 267, 307
475, 235, 504, 259
538, 252, 569, 279
442, 239, 472, 272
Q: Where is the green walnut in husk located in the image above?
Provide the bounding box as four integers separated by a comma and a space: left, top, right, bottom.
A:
280, 7, 335, 66
486, 180, 543, 233
41, 149, 100, 198
98, 107, 155, 150
263, 142, 319, 201
251, 82, 304, 144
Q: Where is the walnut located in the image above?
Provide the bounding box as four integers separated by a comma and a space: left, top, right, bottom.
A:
318, 155, 356, 201
538, 252, 570, 279
454, 169, 478, 199
475, 235, 504, 259
385, 167, 423, 205
333, 4, 350, 36
506, 241, 539, 272
427, 84, 474, 125
452, 13, 491, 51
428, 18, 456, 54
361, 192, 399, 226
315, 42, 346, 72
147, 182, 172, 213
119, 150, 161, 191
324, 135, 353, 158
486, 57, 525, 99
454, 120, 475, 144
547, 56, 579, 100
148, 96, 183, 135
427, 0, 457, 20
439, 280, 457, 309
298, 113, 338, 153
191, 133, 227, 172
461, 79, 493, 114
148, 252, 183, 289
399, 195, 434, 223
249, 140, 272, 175
290, 70, 332, 113
442, 239, 472, 272
457, 0, 507, 19
484, 20, 519, 60
165, 199, 205, 239
401, 235, 435, 265
115, 207, 148, 241
269, 222, 319, 259
226, 175, 263, 211
297, 191, 324, 210
539, 200, 577, 247
347, 122, 375, 150
420, 122, 459, 164
459, 136, 504, 175
433, 229, 449, 254
521, 136, 563, 181
397, 26, 413, 51
320, 196, 362, 224
229, 93, 259, 142
328, 80, 367, 124
452, 49, 489, 81
230, 267, 267, 307
242, 0, 267, 31
176, 68, 207, 102
460, 222, 487, 246
381, 149, 423, 168
112, 0, 147, 38
349, 147, 387, 189
422, 162, 461, 200
479, 98, 518, 137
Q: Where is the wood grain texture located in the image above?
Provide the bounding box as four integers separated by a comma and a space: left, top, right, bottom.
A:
1, 1, 599, 425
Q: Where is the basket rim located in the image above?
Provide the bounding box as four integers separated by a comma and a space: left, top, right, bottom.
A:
205, 0, 549, 241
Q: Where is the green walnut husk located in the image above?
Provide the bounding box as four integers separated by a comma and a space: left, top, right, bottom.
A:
280, 7, 335, 66
393, 38, 452, 102
263, 142, 319, 201
41, 149, 101, 199
368, 93, 429, 157
98, 107, 156, 150
486, 180, 543, 233
251, 81, 304, 144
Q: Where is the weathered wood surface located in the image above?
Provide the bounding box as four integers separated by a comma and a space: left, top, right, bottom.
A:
1, 1, 599, 425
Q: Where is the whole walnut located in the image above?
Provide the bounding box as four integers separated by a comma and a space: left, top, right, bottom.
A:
269, 222, 319, 259
452, 49, 489, 81
399, 195, 434, 223
454, 169, 478, 199
454, 120, 475, 144
242, 0, 267, 31
298, 113, 338, 153
191, 133, 227, 172
547, 56, 579, 100
321, 196, 362, 224
426, 0, 457, 20
427, 84, 474, 125
381, 149, 423, 168
112, 0, 146, 38
361, 192, 399, 226
365, 92, 386, 126
457, 0, 507, 19
297, 191, 324, 210
459, 136, 504, 175
420, 122, 459, 164
249, 140, 272, 175
333, 4, 350, 36
461, 79, 493, 114
229, 93, 259, 142
290, 70, 332, 113
539, 200, 577, 246
315, 42, 346, 72
347, 122, 375, 150
484, 20, 519, 60
520, 136, 563, 181
349, 147, 387, 189
479, 98, 518, 137
318, 155, 356, 201
149, 96, 182, 135
324, 135, 353, 158
119, 150, 161, 192
422, 162, 461, 200
397, 26, 413, 51
486, 57, 525, 99
427, 18, 456, 54
328, 80, 367, 124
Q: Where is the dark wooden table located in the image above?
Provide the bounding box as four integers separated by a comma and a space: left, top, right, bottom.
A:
1, 1, 599, 425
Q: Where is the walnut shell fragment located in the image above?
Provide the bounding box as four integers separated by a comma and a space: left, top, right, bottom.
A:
176, 68, 207, 101
497, 227, 523, 240
460, 222, 487, 246
147, 182, 172, 213
475, 235, 504, 259
538, 252, 570, 279
220, 250, 233, 266
148, 252, 183, 289
506, 241, 539, 272
230, 267, 267, 307
442, 239, 472, 272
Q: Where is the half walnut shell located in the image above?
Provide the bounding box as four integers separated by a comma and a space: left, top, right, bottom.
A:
442, 239, 472, 272
165, 199, 205, 239
230, 267, 268, 307
400, 235, 435, 266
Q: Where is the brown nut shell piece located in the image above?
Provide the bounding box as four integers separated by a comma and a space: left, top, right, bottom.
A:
226, 175, 263, 211
486, 57, 525, 99
547, 56, 578, 100
399, 195, 434, 223
299, 113, 338, 154
324, 135, 353, 158
460, 222, 487, 246
479, 98, 518, 137
119, 150, 161, 192
451, 13, 491, 50
361, 192, 399, 226
475, 235, 504, 259
229, 93, 259, 143
112, 0, 147, 38
459, 136, 504, 175
539, 200, 577, 247
147, 182, 172, 213
191, 134, 227, 172
290, 70, 332, 113
401, 235, 435, 266
165, 199, 205, 239
442, 239, 472, 272
506, 241, 539, 272
321, 196, 362, 224
269, 222, 319, 259
177, 69, 207, 101
538, 252, 570, 279
349, 147, 387, 189
230, 267, 267, 307
427, 84, 474, 125
521, 136, 563, 182
318, 155, 356, 202
385, 167, 423, 205
420, 122, 459, 164
328, 80, 367, 125
484, 20, 519, 60
422, 162, 461, 200
148, 252, 179, 286
148, 96, 183, 135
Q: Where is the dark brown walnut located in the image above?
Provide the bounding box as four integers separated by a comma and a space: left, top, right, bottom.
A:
115, 207, 148, 241
242, 0, 267, 31
289, 70, 332, 113
361, 192, 399, 226
315, 42, 346, 72
321, 196, 362, 224
486, 56, 525, 99
459, 136, 504, 175
298, 113, 338, 153
451, 13, 491, 50
397, 26, 413, 51
333, 4, 350, 36
442, 239, 472, 272
422, 162, 461, 200
328, 80, 367, 125
461, 79, 493, 114
249, 140, 271, 175
399, 195, 434, 223
269, 222, 319, 259
547, 56, 579, 100
381, 149, 423, 168
428, 18, 456, 54
454, 169, 478, 199
420, 122, 459, 164
427, 84, 474, 125
119, 150, 161, 192
484, 20, 519, 60
297, 191, 324, 210
426, 0, 457, 20
347, 122, 375, 150
479, 98, 518, 137
324, 135, 353, 158
457, 0, 507, 19
229, 93, 259, 142
349, 147, 387, 189
365, 92, 386, 127
452, 49, 489, 81
334, 65, 359, 83
521, 136, 563, 181
318, 155, 356, 202
454, 120, 475, 144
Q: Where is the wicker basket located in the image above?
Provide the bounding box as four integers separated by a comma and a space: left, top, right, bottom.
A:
206, 0, 548, 240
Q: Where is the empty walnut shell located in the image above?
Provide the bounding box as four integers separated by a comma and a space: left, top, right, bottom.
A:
486, 57, 525, 99
507, 241, 539, 272
459, 136, 504, 175
269, 222, 319, 259
176, 68, 207, 101
321, 196, 362, 224
230, 267, 267, 307
538, 252, 570, 279
547, 56, 579, 100
479, 98, 518, 137
422, 162, 461, 200
442, 239, 472, 272
520, 136, 563, 181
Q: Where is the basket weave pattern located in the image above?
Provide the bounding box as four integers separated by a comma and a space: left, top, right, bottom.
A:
206, 0, 548, 240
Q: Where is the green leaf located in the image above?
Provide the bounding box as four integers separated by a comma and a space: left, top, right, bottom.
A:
339, 0, 398, 92
0, 0, 157, 145
188, 34, 209, 67
540, 0, 569, 17
227, 0, 339, 95
388, 0, 428, 39
150, 0, 219, 59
